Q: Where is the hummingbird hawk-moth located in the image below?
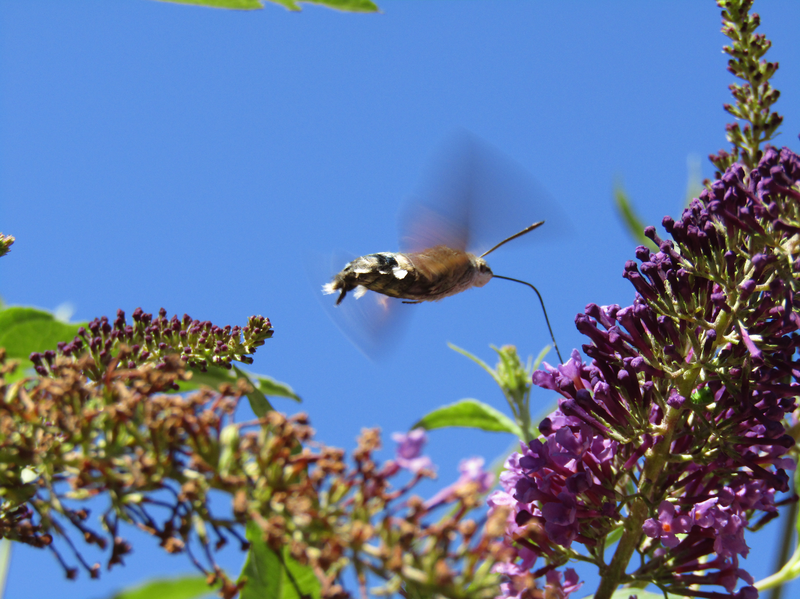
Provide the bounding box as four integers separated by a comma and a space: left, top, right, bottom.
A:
322, 221, 544, 305
320, 133, 564, 363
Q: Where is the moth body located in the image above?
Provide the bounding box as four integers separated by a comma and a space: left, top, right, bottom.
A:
323, 246, 492, 305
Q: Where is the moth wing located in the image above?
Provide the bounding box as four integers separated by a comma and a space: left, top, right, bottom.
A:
398, 200, 470, 254
307, 250, 411, 360
399, 131, 570, 256
406, 246, 472, 282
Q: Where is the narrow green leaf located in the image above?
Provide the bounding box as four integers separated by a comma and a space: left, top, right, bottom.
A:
413, 399, 523, 438
105, 575, 215, 599
684, 154, 704, 205
604, 523, 624, 546
269, 0, 302, 9
233, 365, 274, 417
532, 345, 551, 370
178, 367, 294, 415
152, 0, 265, 9
239, 522, 321, 599
179, 366, 239, 392
0, 307, 83, 360
612, 181, 656, 250
301, 0, 378, 12
448, 342, 502, 387
0, 540, 10, 599
256, 374, 301, 402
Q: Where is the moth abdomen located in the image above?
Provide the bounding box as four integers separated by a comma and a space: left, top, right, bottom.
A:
323, 252, 416, 304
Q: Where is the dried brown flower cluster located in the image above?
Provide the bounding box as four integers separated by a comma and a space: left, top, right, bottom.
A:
1, 337, 511, 598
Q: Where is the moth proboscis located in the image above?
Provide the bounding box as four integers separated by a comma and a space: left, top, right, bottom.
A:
323, 220, 563, 364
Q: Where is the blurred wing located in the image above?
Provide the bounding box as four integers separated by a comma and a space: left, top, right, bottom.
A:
399, 131, 570, 256
306, 250, 412, 360
406, 246, 472, 282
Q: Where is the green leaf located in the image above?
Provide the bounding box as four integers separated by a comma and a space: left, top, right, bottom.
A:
256, 374, 301, 402
0, 540, 11, 599
178, 366, 296, 413
233, 365, 274, 417
300, 0, 378, 12
447, 343, 502, 387
613, 181, 657, 251
239, 521, 321, 599
269, 0, 301, 10
152, 0, 265, 9
179, 366, 240, 392
105, 575, 215, 599
413, 399, 523, 438
0, 307, 83, 360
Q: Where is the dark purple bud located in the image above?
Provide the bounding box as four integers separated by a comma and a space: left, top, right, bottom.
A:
751, 253, 768, 278
703, 329, 717, 355
667, 389, 686, 408
623, 262, 658, 302
635, 246, 651, 262
711, 292, 730, 312
159, 308, 167, 318
585, 304, 617, 329
644, 226, 663, 246
740, 279, 757, 299
617, 369, 642, 405
29, 352, 42, 365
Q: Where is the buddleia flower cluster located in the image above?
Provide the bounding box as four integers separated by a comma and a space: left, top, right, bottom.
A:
29, 307, 273, 382
2, 331, 519, 599
491, 146, 800, 599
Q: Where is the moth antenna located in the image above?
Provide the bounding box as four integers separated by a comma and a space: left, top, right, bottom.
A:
479, 221, 545, 258
492, 274, 564, 364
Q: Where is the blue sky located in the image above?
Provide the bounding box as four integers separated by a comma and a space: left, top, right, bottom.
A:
1, 1, 799, 598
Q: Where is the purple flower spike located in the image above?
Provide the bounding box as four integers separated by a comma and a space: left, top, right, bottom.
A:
493, 148, 800, 598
